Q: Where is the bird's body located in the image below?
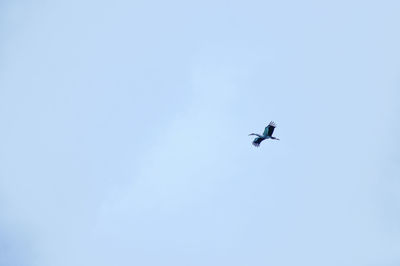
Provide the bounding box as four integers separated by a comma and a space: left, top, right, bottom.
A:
249, 121, 280, 147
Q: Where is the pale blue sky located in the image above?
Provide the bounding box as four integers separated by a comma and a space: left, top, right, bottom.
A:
1, 1, 400, 266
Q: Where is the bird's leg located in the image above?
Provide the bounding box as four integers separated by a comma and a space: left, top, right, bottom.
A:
249, 133, 263, 137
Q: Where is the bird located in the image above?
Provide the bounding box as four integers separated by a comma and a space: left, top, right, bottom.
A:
249, 121, 280, 147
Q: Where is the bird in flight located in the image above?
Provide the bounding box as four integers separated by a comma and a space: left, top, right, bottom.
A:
249, 121, 280, 147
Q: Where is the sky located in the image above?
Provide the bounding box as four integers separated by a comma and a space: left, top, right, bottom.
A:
1, 0, 400, 265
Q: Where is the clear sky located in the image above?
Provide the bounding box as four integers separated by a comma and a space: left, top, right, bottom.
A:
1, 0, 400, 265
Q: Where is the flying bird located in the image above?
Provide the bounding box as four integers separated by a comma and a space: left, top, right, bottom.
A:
249, 121, 280, 147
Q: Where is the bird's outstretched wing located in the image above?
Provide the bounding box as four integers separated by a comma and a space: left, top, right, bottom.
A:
263, 121, 276, 137
252, 137, 264, 147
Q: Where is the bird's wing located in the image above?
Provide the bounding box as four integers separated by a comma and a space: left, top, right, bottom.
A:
252, 137, 264, 147
263, 121, 276, 137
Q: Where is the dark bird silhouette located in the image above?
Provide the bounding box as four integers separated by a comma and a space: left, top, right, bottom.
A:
249, 121, 280, 147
